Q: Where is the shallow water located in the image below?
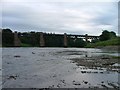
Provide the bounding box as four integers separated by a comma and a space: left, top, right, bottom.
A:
2, 48, 120, 88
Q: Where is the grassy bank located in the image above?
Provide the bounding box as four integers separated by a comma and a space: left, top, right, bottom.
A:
21, 43, 32, 47
86, 37, 120, 48
111, 56, 120, 59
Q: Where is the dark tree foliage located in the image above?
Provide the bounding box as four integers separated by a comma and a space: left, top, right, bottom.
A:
67, 36, 86, 47
20, 32, 40, 47
44, 34, 64, 47
99, 30, 116, 41
110, 31, 116, 38
67, 37, 75, 47
2, 29, 14, 47
74, 38, 87, 47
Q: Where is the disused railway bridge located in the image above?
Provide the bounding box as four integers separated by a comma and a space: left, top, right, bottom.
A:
14, 31, 99, 47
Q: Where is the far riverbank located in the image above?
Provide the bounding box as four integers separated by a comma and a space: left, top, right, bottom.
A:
96, 45, 120, 51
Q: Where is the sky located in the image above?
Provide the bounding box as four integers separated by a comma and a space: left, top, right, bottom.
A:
1, 0, 119, 35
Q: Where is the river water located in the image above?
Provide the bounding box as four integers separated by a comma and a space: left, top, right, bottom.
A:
1, 48, 120, 88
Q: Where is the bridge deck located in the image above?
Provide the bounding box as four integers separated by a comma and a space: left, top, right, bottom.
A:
44, 33, 99, 38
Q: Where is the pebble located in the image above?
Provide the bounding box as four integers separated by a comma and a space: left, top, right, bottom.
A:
57, 83, 61, 88
81, 71, 86, 73
14, 55, 21, 58
32, 52, 35, 54
73, 81, 81, 85
7, 75, 18, 80
101, 81, 104, 83
83, 81, 88, 84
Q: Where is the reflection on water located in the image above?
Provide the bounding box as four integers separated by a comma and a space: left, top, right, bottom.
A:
2, 48, 120, 88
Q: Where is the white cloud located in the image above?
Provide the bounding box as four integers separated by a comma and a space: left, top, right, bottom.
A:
2, 0, 118, 35
2, 0, 119, 3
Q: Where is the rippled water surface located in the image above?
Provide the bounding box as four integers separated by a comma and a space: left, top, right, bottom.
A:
2, 48, 120, 88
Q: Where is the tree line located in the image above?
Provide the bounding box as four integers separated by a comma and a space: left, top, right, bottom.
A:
2, 28, 117, 47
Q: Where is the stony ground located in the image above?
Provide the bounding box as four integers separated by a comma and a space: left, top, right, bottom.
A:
70, 55, 120, 73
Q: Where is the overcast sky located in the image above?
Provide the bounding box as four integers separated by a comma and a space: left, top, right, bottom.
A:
1, 0, 119, 35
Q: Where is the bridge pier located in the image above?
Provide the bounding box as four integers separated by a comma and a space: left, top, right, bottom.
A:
85, 34, 88, 42
14, 31, 21, 47
40, 32, 45, 47
64, 33, 67, 47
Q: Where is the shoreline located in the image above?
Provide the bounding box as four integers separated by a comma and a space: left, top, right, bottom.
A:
95, 45, 120, 51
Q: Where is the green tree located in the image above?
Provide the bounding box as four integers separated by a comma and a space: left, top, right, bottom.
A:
110, 31, 116, 38
68, 37, 86, 47
99, 30, 116, 41
100, 30, 110, 41
2, 28, 14, 47
74, 38, 86, 47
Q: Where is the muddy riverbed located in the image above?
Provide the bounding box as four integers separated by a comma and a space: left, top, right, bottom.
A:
1, 48, 120, 89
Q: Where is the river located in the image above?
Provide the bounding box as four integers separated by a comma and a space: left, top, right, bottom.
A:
1, 48, 120, 88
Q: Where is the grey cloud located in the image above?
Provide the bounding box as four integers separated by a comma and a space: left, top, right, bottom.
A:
2, 1, 118, 35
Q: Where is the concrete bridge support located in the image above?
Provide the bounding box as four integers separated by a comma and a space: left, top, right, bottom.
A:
40, 32, 45, 47
85, 34, 88, 42
14, 31, 21, 47
64, 33, 67, 47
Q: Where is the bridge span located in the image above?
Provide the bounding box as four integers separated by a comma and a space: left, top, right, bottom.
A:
14, 31, 99, 47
